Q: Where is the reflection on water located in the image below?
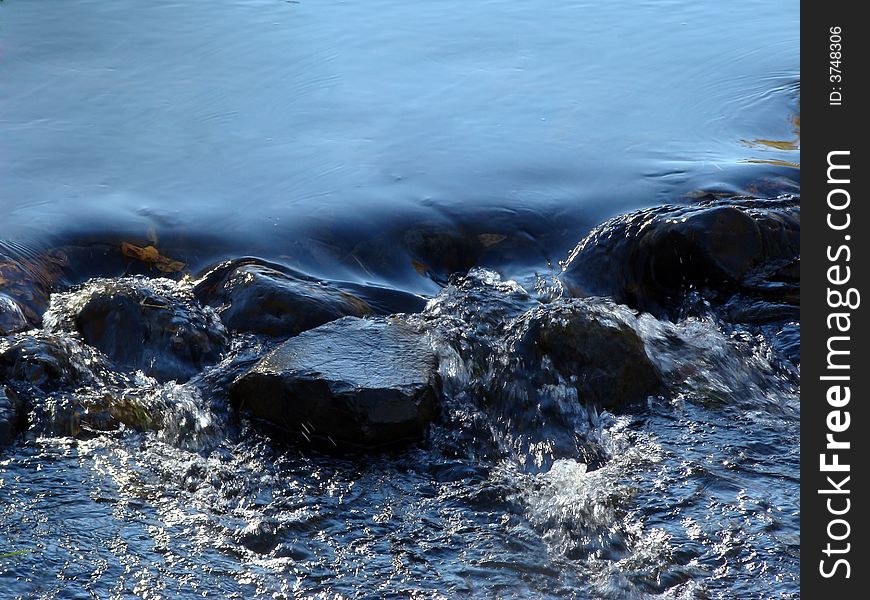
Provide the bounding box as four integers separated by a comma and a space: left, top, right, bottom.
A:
745, 105, 800, 151
741, 106, 799, 172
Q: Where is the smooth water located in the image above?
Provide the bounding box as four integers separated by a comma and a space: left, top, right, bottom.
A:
1, 0, 798, 289
1, 0, 799, 597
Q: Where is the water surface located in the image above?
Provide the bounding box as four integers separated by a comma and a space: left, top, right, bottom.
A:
1, 0, 798, 289
0, 1, 799, 597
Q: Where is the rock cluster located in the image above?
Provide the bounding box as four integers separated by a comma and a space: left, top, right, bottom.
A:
0, 196, 800, 448
45, 278, 229, 383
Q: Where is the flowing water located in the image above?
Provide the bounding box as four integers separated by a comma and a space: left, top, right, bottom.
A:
1, 269, 800, 598
1, 0, 799, 597
1, 0, 798, 291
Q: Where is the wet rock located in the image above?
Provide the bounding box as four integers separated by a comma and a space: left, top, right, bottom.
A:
237, 519, 279, 555
230, 317, 441, 448
0, 387, 25, 446
0, 332, 105, 393
419, 270, 660, 410
0, 293, 29, 335
417, 268, 537, 381
561, 197, 800, 316
424, 268, 536, 336
0, 246, 69, 328
0, 332, 120, 439
415, 272, 662, 467
1, 331, 211, 439
45, 277, 228, 383
511, 299, 662, 410
194, 259, 372, 338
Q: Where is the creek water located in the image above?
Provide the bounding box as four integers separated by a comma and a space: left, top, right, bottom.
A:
1, 0, 798, 290
1, 0, 799, 598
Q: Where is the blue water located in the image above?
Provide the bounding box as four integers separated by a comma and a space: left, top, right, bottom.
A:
1, 0, 798, 288
1, 0, 799, 597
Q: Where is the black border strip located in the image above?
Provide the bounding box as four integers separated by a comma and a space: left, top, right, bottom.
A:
802, 3, 869, 595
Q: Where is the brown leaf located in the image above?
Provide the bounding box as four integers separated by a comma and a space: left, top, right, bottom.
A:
411, 259, 430, 276
121, 242, 185, 273
154, 256, 186, 273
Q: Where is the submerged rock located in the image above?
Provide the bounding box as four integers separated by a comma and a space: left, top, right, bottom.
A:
561, 197, 800, 317
230, 317, 441, 448
0, 386, 25, 446
45, 277, 228, 383
0, 329, 216, 440
418, 270, 661, 411
194, 259, 373, 338
414, 270, 662, 467
0, 332, 126, 439
510, 299, 662, 410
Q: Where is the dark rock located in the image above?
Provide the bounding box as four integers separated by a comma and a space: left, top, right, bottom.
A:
194, 259, 373, 338
416, 275, 662, 466
0, 332, 105, 392
510, 298, 662, 410
230, 317, 441, 448
0, 331, 206, 438
424, 268, 536, 334
561, 197, 800, 316
417, 269, 661, 410
417, 268, 537, 381
0, 387, 25, 446
0, 247, 68, 328
45, 277, 228, 383
0, 332, 113, 440
237, 520, 279, 555
0, 293, 28, 335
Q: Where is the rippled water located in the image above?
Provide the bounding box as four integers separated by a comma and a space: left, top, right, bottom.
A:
1, 422, 799, 598
1, 270, 799, 598
1, 0, 798, 597
1, 0, 798, 289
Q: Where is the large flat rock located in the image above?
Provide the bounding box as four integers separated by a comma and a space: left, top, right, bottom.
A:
230, 317, 441, 448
